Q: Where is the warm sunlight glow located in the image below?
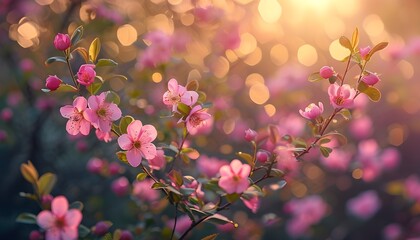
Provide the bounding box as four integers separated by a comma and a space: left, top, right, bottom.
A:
117, 24, 138, 46
329, 39, 350, 60
298, 44, 318, 66
258, 0, 282, 23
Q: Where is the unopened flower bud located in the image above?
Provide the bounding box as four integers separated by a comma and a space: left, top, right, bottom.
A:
108, 162, 121, 175
45, 75, 62, 91
120, 230, 134, 240
53, 33, 71, 51
244, 128, 257, 142
86, 157, 104, 174
256, 150, 270, 163
92, 221, 110, 236
29, 230, 43, 240
111, 177, 129, 197
319, 66, 334, 79
359, 46, 371, 59
361, 73, 380, 86
41, 194, 53, 209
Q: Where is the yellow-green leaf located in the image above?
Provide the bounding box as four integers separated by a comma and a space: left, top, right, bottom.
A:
236, 152, 254, 167
351, 27, 359, 51
119, 115, 134, 134
89, 37, 101, 63
56, 84, 78, 93
20, 161, 38, 184
366, 42, 388, 61
73, 47, 89, 63
136, 173, 148, 181
364, 86, 381, 102
202, 234, 219, 240
308, 72, 323, 82
186, 79, 199, 91
339, 36, 352, 51
37, 172, 57, 196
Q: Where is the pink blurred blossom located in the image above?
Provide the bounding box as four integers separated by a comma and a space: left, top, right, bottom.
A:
0, 130, 7, 142
29, 230, 42, 240
95, 129, 112, 142
347, 190, 381, 220
405, 175, 420, 202
320, 149, 352, 171
84, 92, 122, 133
7, 91, 22, 106
380, 148, 400, 170
117, 120, 157, 167
60, 97, 91, 136
241, 195, 260, 213
218, 159, 251, 194
111, 177, 130, 197
244, 128, 258, 142
319, 66, 334, 79
20, 58, 34, 72
45, 75, 62, 91
166, 215, 192, 235
162, 78, 198, 112
136, 31, 174, 70
193, 6, 224, 23
86, 157, 105, 174
349, 116, 373, 139
1, 108, 12, 121
197, 155, 228, 177
382, 223, 402, 240
77, 64, 96, 86
299, 102, 324, 120
328, 83, 356, 109
36, 196, 82, 240
108, 162, 122, 176
275, 145, 299, 174
215, 24, 241, 51
362, 73, 381, 86
132, 179, 160, 203
147, 149, 166, 170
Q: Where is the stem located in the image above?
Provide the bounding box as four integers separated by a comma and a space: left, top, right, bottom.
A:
170, 203, 179, 240
65, 54, 79, 90
174, 130, 189, 160
340, 52, 353, 85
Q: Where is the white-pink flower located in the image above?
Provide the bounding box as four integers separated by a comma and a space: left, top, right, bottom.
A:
347, 190, 381, 220
36, 196, 82, 240
84, 92, 122, 133
117, 120, 157, 167
185, 105, 212, 135
147, 149, 166, 170
328, 83, 356, 109
163, 78, 198, 112
299, 102, 324, 120
218, 159, 251, 194
60, 97, 91, 135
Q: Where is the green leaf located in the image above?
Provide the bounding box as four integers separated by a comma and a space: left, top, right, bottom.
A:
119, 116, 134, 134
70, 25, 84, 46
319, 146, 332, 158
19, 192, 37, 201
37, 172, 57, 196
45, 56, 67, 65
16, 213, 37, 224
202, 234, 219, 240
205, 214, 237, 227
338, 109, 352, 120
88, 82, 102, 95
104, 74, 127, 81
308, 72, 323, 82
116, 151, 128, 164
136, 172, 148, 181
358, 81, 381, 102
236, 152, 254, 167
177, 102, 191, 117
225, 193, 240, 203
168, 169, 183, 187
339, 36, 353, 52
95, 75, 104, 83
180, 187, 195, 196
96, 59, 118, 67
56, 84, 78, 93
69, 201, 84, 211
186, 80, 199, 91
105, 91, 120, 105
328, 75, 338, 84
323, 131, 348, 145
197, 91, 207, 103
366, 42, 388, 61
73, 47, 89, 63
78, 224, 90, 238
151, 182, 167, 190
351, 27, 359, 51
269, 168, 285, 178
89, 37, 101, 63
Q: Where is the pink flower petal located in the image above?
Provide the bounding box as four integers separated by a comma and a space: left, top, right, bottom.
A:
230, 160, 243, 175
73, 97, 87, 112
127, 120, 143, 141
66, 119, 80, 135
218, 177, 235, 194
118, 134, 133, 150
61, 227, 78, 240
46, 227, 61, 240
98, 118, 112, 133
140, 142, 157, 160
87, 95, 99, 111
235, 178, 250, 193
60, 106, 75, 118
52, 196, 69, 218
79, 119, 91, 136
83, 108, 98, 125
168, 78, 179, 92
126, 148, 142, 167
239, 164, 251, 178
37, 210, 55, 229
65, 209, 82, 227
219, 165, 231, 177
108, 103, 122, 121
139, 125, 157, 143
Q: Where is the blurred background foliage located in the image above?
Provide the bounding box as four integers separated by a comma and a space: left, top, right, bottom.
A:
1, 0, 420, 239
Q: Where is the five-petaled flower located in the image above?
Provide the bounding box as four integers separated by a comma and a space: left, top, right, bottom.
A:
184, 105, 212, 135
163, 78, 198, 112
60, 96, 91, 135
218, 159, 251, 194
328, 83, 356, 109
77, 64, 96, 86
299, 102, 324, 120
84, 92, 122, 133
36, 196, 82, 240
117, 120, 157, 167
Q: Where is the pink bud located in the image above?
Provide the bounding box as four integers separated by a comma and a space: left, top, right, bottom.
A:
53, 33, 71, 51
0, 130, 7, 142
360, 46, 371, 59
111, 177, 129, 197
244, 128, 257, 142
76, 140, 88, 152
1, 108, 13, 121
256, 150, 270, 163
93, 221, 110, 236
87, 157, 105, 174
45, 75, 62, 91
120, 230, 134, 240
299, 102, 324, 120
108, 162, 121, 175
361, 73, 380, 86
41, 194, 53, 209
319, 66, 334, 79
29, 230, 43, 240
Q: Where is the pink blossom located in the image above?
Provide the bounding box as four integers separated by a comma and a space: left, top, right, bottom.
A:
193, 6, 224, 23
275, 145, 299, 174
36, 196, 82, 240
45, 75, 62, 91
108, 162, 122, 175
215, 24, 241, 51
256, 150, 270, 163
382, 224, 402, 240
241, 195, 260, 213
136, 31, 173, 70
1, 108, 12, 121
84, 92, 122, 133
218, 159, 251, 194
380, 148, 400, 170
362, 72, 380, 86
185, 105, 211, 135
299, 102, 324, 120
111, 177, 129, 197
95, 129, 112, 142
320, 149, 352, 171
166, 215, 192, 235
347, 190, 381, 220
20, 58, 34, 72
349, 116, 373, 139
360, 46, 371, 59
53, 33, 71, 51
86, 157, 105, 174
76, 64, 96, 86
163, 78, 198, 112
119, 230, 133, 240
197, 155, 228, 177
244, 128, 257, 142
147, 149, 166, 170
328, 83, 356, 109
132, 179, 160, 203
60, 97, 91, 135
117, 120, 157, 167
405, 175, 420, 202
319, 66, 334, 79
